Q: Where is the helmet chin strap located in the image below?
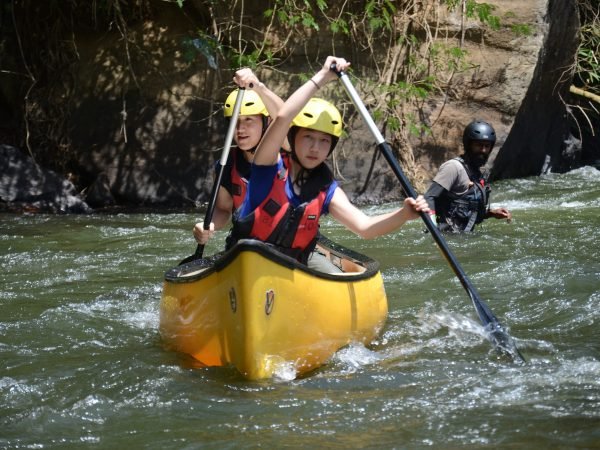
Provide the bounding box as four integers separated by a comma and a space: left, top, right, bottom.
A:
287, 127, 310, 171
290, 148, 309, 170
286, 136, 312, 189
291, 150, 312, 189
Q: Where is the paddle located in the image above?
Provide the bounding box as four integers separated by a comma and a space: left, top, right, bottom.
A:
334, 68, 525, 363
179, 87, 246, 265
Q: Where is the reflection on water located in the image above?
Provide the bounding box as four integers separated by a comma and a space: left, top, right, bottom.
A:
1, 167, 599, 448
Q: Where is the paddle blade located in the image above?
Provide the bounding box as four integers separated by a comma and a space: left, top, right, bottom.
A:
485, 321, 526, 363
468, 290, 525, 363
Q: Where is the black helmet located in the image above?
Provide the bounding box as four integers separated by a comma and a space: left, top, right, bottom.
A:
463, 120, 496, 149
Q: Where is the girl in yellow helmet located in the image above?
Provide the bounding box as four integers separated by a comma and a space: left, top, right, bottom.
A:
222, 56, 429, 270
193, 68, 284, 245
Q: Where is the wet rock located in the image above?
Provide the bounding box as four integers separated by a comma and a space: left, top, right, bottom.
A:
82, 172, 116, 208
0, 145, 92, 213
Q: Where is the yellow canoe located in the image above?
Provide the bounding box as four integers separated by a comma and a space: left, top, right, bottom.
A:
159, 236, 388, 380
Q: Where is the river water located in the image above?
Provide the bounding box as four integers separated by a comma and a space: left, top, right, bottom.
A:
1, 167, 599, 449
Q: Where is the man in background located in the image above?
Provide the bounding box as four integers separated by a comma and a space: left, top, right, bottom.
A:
424, 120, 512, 232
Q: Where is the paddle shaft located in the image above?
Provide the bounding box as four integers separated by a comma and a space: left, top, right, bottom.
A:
180, 87, 246, 265
335, 69, 524, 361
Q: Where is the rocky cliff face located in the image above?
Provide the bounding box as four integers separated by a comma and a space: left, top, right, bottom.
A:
491, 0, 581, 177
415, 0, 580, 180
308, 0, 582, 203
3, 0, 584, 210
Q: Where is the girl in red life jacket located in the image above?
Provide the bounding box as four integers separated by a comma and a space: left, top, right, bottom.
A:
193, 68, 285, 245
227, 56, 430, 268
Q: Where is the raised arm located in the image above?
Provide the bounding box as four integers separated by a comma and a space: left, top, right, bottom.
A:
253, 56, 351, 166
233, 68, 283, 118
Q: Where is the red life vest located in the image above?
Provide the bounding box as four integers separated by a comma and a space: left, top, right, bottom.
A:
230, 148, 286, 210
228, 155, 332, 263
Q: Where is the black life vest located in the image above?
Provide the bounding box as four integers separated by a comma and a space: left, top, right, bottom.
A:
226, 155, 334, 263
435, 157, 491, 232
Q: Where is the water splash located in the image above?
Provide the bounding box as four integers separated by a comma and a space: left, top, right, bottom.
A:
331, 343, 383, 374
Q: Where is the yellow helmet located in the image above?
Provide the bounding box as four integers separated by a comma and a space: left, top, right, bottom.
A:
292, 98, 343, 138
224, 89, 268, 117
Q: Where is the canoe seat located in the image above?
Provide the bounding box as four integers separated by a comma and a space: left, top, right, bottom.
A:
315, 245, 367, 274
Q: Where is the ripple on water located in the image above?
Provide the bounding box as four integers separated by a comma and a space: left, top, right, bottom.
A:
1, 170, 600, 448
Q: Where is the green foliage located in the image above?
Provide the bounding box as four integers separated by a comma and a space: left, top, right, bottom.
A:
469, 1, 500, 29
230, 48, 268, 69
576, 16, 600, 92
254, 2, 479, 142
446, 46, 469, 72
511, 23, 533, 36
445, 0, 501, 30
8, 0, 564, 187
329, 17, 349, 34
264, 1, 320, 31
364, 0, 396, 32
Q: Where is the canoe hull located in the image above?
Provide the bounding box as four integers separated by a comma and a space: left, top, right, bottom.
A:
160, 238, 388, 380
